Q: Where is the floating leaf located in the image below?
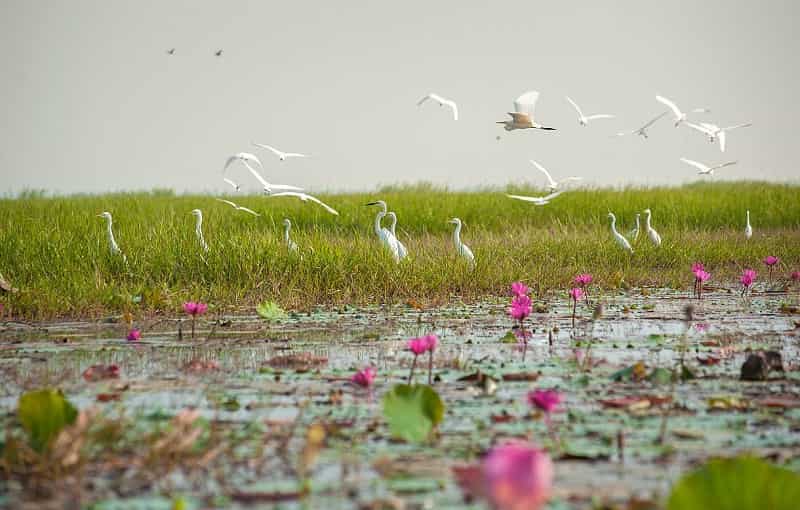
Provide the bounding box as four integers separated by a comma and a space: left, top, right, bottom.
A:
667, 456, 800, 510
647, 367, 674, 385
382, 384, 444, 443
18, 389, 78, 452
256, 301, 288, 321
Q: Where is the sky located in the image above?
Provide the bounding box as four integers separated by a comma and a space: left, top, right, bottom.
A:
1, 0, 798, 195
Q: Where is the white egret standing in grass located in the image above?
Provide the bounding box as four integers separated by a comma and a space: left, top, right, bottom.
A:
565, 96, 615, 126
223, 152, 303, 194
679, 158, 738, 176
190, 209, 209, 253
252, 143, 308, 161
506, 190, 565, 206
97, 212, 126, 261
386, 212, 409, 260
656, 95, 710, 127
608, 213, 633, 253
615, 111, 668, 139
417, 93, 459, 120
448, 218, 475, 268
497, 90, 557, 131
643, 208, 661, 247
745, 210, 753, 240
215, 198, 260, 216
629, 213, 641, 241
283, 219, 299, 252
267, 192, 339, 215
366, 201, 400, 262
529, 160, 582, 191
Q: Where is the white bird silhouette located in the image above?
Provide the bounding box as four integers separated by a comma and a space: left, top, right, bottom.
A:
417, 93, 458, 120
628, 213, 641, 241
608, 213, 633, 253
529, 160, 582, 191
565, 96, 614, 126
366, 201, 400, 262
386, 212, 409, 260
497, 90, 557, 131
223, 178, 240, 192
656, 95, 710, 127
684, 122, 752, 152
268, 192, 339, 215
283, 219, 299, 252
506, 190, 565, 206
448, 218, 475, 268
97, 212, 126, 261
252, 143, 308, 161
190, 209, 209, 253
745, 210, 752, 240
643, 208, 661, 247
224, 152, 303, 194
679, 158, 738, 176
215, 198, 260, 216
615, 111, 669, 139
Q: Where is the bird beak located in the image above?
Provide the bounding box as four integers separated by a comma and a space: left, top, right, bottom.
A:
365, 202, 378, 206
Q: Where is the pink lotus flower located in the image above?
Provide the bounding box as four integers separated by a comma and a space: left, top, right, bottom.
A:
695, 270, 710, 282
508, 294, 532, 321
763, 256, 779, 267
574, 274, 593, 287
183, 302, 208, 316
408, 337, 429, 355
126, 329, 141, 342
482, 442, 553, 510
423, 333, 438, 352
350, 366, 376, 388
568, 288, 584, 302
528, 389, 563, 414
740, 268, 756, 295
691, 262, 705, 273
510, 282, 529, 298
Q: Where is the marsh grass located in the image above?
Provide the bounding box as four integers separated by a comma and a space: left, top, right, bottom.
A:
0, 182, 798, 318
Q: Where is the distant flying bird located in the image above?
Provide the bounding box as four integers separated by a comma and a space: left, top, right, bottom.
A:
448, 218, 475, 268
166, 48, 175, 55
745, 210, 752, 239
615, 111, 668, 139
215, 198, 260, 216
97, 212, 126, 261
643, 208, 661, 246
190, 209, 209, 252
565, 96, 614, 126
679, 157, 738, 176
366, 201, 400, 262
497, 90, 557, 131
223, 178, 240, 192
283, 219, 299, 252
506, 190, 565, 206
268, 192, 339, 215
529, 160, 582, 191
417, 93, 459, 120
656, 95, 710, 127
386, 212, 409, 260
224, 152, 303, 194
608, 213, 633, 253
0, 272, 18, 294
252, 143, 308, 161
629, 213, 641, 241
684, 122, 752, 152
215, 49, 223, 57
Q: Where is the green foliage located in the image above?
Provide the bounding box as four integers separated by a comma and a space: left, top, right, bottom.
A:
667, 456, 800, 510
256, 301, 288, 321
18, 389, 78, 452
382, 384, 444, 443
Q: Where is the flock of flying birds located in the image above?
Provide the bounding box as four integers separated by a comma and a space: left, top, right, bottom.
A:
92, 50, 757, 266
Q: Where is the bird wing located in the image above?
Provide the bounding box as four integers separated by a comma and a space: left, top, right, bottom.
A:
721, 122, 752, 132
656, 95, 682, 118
269, 192, 339, 215
239, 152, 263, 168
416, 94, 434, 106
252, 143, 283, 158
712, 161, 738, 171
684, 122, 713, 135
718, 131, 726, 152
679, 158, 709, 172
222, 178, 239, 189
565, 96, 584, 118
508, 112, 532, 124
445, 100, 458, 120
641, 111, 669, 129
238, 207, 260, 216
691, 108, 711, 113
269, 184, 305, 192
215, 198, 238, 208
529, 160, 557, 188
241, 160, 270, 188
506, 193, 544, 203
542, 190, 565, 201
585, 114, 615, 121
223, 155, 238, 173
514, 90, 540, 116
282, 153, 307, 159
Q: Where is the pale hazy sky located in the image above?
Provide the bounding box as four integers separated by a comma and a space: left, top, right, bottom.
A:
1, 0, 798, 195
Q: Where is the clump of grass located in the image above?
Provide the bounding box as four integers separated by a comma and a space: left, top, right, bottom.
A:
0, 182, 798, 319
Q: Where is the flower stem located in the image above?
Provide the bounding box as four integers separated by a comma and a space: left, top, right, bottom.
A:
408, 355, 417, 385
571, 300, 576, 328
191, 317, 196, 339
427, 350, 434, 385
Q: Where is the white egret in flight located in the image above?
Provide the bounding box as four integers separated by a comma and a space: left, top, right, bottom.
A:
252, 143, 308, 161
267, 192, 339, 215
97, 212, 126, 261
679, 158, 737, 176
529, 159, 582, 191
386, 212, 409, 260
745, 210, 752, 240
366, 201, 400, 262
565, 96, 614, 126
643, 209, 661, 247
448, 218, 475, 268
283, 219, 299, 252
215, 198, 260, 216
615, 111, 668, 139
190, 209, 209, 253
506, 190, 565, 206
224, 152, 303, 194
608, 213, 633, 253
417, 93, 458, 120
629, 213, 641, 241
656, 95, 710, 127
497, 90, 557, 131
684, 122, 752, 152
223, 178, 240, 192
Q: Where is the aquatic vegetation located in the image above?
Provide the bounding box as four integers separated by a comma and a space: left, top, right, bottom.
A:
406, 333, 437, 384
17, 389, 78, 453
692, 264, 711, 299
740, 269, 757, 296
482, 442, 553, 510
126, 328, 141, 341
256, 300, 288, 321
763, 255, 779, 283
574, 273, 593, 304
528, 389, 564, 449
350, 366, 376, 388
382, 384, 444, 443
182, 301, 207, 339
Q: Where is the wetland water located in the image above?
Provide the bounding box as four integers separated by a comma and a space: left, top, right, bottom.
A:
1, 288, 798, 508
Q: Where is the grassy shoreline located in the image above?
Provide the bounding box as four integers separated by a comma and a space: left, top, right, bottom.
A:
1, 182, 798, 319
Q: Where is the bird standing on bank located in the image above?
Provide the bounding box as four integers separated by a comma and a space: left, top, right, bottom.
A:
629, 213, 641, 241
745, 210, 753, 240
366, 201, 400, 262
97, 212, 126, 261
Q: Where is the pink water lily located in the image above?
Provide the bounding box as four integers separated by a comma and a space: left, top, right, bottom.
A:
350, 366, 376, 388
574, 273, 593, 287
693, 267, 711, 299
408, 337, 429, 356
792, 271, 800, 282
183, 302, 208, 316
691, 262, 705, 273
508, 294, 532, 321
510, 281, 529, 298
126, 329, 141, 342
423, 333, 438, 352
528, 389, 563, 414
740, 268, 756, 296
482, 442, 553, 510
407, 333, 438, 384
763, 256, 779, 283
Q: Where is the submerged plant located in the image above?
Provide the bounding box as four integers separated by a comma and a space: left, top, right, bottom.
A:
182, 301, 208, 339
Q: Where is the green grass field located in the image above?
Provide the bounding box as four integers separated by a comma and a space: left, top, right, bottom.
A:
1, 182, 798, 319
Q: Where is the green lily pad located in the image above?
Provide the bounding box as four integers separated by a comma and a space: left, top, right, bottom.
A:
256, 301, 288, 321
18, 389, 78, 452
382, 384, 444, 443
